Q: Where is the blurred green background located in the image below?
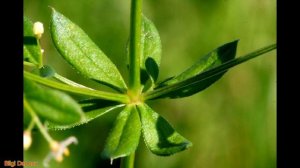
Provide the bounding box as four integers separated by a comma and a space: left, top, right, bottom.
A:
24, 0, 276, 168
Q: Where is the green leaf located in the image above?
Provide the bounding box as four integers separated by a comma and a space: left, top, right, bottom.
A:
145, 43, 276, 100
50, 8, 127, 92
102, 105, 141, 159
136, 103, 192, 156
23, 16, 42, 67
155, 40, 238, 98
24, 78, 85, 125
46, 104, 124, 130
140, 15, 162, 85
126, 15, 162, 87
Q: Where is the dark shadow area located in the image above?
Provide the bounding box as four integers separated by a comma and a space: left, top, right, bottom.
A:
79, 99, 119, 112
155, 116, 189, 155
140, 69, 149, 85
140, 57, 160, 85
24, 36, 38, 45
92, 79, 126, 93
95, 157, 121, 168
145, 57, 159, 82
216, 40, 238, 62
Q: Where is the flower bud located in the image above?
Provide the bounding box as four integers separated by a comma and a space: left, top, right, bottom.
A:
23, 131, 32, 150
33, 22, 44, 39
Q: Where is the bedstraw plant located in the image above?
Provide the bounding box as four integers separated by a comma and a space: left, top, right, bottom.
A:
23, 0, 276, 167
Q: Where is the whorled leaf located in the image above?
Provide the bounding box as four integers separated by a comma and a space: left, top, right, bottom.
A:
136, 103, 192, 156
24, 16, 42, 67
144, 43, 277, 101
127, 15, 162, 89
47, 104, 124, 130
50, 8, 127, 92
155, 40, 238, 98
102, 105, 141, 159
24, 78, 85, 125
140, 15, 162, 85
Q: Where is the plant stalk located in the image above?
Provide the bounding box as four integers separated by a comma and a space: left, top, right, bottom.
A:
128, 0, 143, 94
120, 153, 135, 168
122, 0, 143, 167
24, 71, 130, 103
24, 97, 55, 144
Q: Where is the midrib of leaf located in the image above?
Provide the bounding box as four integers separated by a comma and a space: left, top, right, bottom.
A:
66, 31, 116, 85
24, 71, 130, 103
113, 107, 133, 158
144, 43, 276, 100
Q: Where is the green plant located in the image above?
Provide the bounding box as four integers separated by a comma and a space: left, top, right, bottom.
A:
23, 0, 276, 167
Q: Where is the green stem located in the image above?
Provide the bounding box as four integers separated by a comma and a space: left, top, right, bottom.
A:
120, 153, 135, 168
121, 0, 142, 167
26, 120, 35, 132
24, 71, 130, 103
144, 43, 276, 100
129, 0, 143, 94
24, 97, 55, 144
37, 40, 43, 68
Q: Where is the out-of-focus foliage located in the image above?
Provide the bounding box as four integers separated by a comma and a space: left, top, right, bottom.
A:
24, 0, 276, 167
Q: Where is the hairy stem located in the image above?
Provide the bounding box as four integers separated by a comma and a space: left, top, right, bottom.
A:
128, 0, 143, 94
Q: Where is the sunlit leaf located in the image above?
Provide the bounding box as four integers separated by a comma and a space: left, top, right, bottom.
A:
127, 15, 162, 89
50, 8, 127, 92
140, 15, 162, 85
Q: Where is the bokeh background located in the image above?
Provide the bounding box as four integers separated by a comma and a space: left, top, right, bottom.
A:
24, 0, 276, 168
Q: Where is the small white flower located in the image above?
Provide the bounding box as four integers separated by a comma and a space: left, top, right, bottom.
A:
43, 136, 78, 167
23, 131, 32, 150
33, 22, 44, 39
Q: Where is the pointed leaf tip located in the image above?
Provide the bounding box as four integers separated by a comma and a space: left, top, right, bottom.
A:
154, 40, 239, 99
